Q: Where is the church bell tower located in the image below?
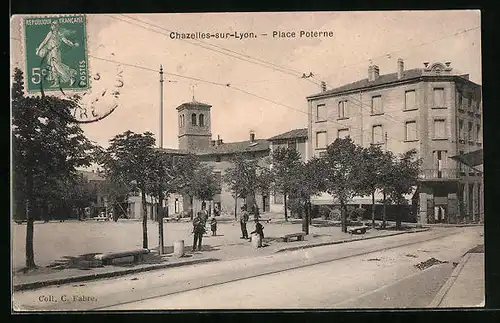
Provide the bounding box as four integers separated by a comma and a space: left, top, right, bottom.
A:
177, 100, 212, 151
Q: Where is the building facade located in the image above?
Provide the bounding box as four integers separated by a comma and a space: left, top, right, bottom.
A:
267, 128, 309, 213
306, 59, 483, 224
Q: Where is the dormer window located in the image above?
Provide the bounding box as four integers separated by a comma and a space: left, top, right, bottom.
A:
191, 113, 197, 126
199, 114, 205, 127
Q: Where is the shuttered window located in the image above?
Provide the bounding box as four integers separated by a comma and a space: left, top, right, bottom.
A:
316, 131, 327, 149
316, 104, 326, 122
433, 88, 445, 108
372, 125, 383, 144
433, 119, 446, 139
371, 96, 383, 114
405, 90, 416, 110
405, 121, 417, 141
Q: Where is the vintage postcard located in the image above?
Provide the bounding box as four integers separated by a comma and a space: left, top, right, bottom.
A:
10, 11, 483, 311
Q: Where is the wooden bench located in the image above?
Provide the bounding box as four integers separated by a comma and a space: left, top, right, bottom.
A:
94, 249, 150, 265
347, 226, 369, 235
283, 232, 306, 242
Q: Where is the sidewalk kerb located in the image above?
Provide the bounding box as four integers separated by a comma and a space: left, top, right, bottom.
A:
427, 253, 471, 308
274, 228, 429, 254
13, 258, 218, 292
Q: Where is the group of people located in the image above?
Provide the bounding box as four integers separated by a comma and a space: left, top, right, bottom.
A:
191, 208, 218, 251
191, 203, 265, 252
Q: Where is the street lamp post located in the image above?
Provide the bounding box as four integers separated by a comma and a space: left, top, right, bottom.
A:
158, 65, 165, 255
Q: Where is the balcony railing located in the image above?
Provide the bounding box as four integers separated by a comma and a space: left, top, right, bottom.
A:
419, 168, 459, 180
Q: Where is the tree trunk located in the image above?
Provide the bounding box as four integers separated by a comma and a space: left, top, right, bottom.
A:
190, 195, 194, 220
141, 188, 148, 249
382, 192, 387, 229
340, 200, 348, 233
284, 193, 288, 222
25, 179, 36, 269
371, 191, 376, 228
302, 199, 309, 234
308, 201, 313, 225
396, 201, 402, 230
158, 188, 164, 255
234, 196, 238, 220
25, 134, 36, 269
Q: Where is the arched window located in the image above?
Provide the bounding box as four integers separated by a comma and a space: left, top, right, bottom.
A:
191, 113, 197, 126
199, 114, 205, 127
181, 115, 184, 127
179, 115, 182, 127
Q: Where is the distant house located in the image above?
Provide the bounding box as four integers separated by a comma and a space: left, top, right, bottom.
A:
126, 100, 311, 220
267, 128, 308, 213
78, 170, 106, 217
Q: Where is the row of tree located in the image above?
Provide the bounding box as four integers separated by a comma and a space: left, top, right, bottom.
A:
270, 138, 422, 233
12, 66, 420, 270
95, 130, 220, 249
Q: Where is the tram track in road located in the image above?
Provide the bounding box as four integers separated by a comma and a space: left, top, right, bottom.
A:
13, 227, 480, 311
91, 227, 477, 310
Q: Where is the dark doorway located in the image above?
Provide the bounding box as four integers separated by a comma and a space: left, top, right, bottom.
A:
262, 195, 269, 213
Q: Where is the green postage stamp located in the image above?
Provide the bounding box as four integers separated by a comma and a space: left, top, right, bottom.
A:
23, 15, 89, 93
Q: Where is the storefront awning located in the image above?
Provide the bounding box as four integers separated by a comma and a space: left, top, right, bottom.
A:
310, 187, 417, 205
449, 149, 483, 168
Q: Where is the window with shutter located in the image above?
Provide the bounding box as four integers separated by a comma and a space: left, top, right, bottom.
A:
371, 96, 383, 115
372, 125, 383, 144
405, 121, 417, 141
468, 122, 473, 143
316, 131, 327, 149
405, 90, 416, 110
433, 119, 446, 139
316, 104, 326, 122
338, 100, 348, 118
433, 88, 445, 108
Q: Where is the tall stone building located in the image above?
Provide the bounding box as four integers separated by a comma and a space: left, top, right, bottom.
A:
306, 59, 483, 224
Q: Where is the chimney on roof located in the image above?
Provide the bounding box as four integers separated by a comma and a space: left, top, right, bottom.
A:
250, 130, 255, 143
321, 81, 327, 92
397, 58, 404, 80
368, 65, 380, 81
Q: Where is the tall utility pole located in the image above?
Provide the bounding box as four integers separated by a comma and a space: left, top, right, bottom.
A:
158, 65, 165, 255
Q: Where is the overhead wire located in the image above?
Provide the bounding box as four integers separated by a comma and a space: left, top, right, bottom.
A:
105, 15, 479, 138
12, 16, 480, 145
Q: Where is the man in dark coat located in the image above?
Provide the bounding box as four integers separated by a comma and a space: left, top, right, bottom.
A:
239, 205, 249, 239
192, 212, 205, 251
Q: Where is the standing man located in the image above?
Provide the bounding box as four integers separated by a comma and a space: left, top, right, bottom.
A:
200, 205, 208, 231
192, 212, 205, 251
239, 205, 249, 239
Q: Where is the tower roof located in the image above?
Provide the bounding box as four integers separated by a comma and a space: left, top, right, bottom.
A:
176, 100, 212, 111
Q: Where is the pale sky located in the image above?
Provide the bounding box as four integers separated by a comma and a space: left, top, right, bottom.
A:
10, 11, 481, 150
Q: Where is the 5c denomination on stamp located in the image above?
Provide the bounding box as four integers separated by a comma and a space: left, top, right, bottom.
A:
24, 15, 89, 93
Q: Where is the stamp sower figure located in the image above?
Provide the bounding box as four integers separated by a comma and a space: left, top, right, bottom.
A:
210, 216, 217, 236
239, 205, 249, 239
192, 212, 205, 251
36, 21, 79, 87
